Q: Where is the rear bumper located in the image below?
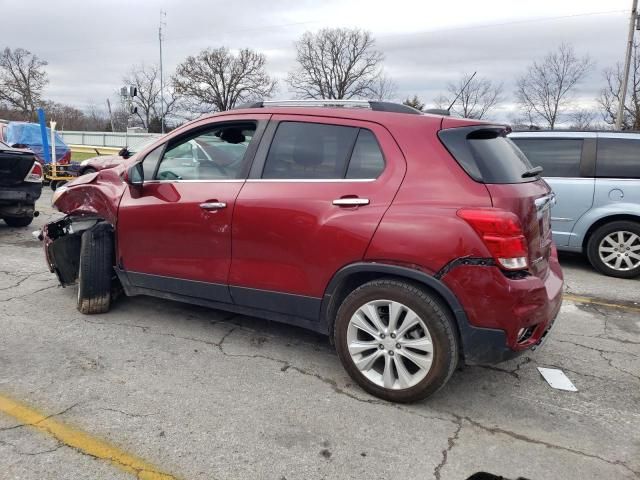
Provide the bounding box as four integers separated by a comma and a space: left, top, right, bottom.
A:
0, 183, 42, 217
442, 253, 563, 365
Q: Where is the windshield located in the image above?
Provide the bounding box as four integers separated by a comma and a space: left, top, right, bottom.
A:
128, 136, 160, 155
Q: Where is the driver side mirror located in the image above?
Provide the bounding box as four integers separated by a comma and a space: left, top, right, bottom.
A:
127, 162, 144, 186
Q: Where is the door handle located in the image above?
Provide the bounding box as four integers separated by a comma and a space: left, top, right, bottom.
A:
200, 202, 227, 210
332, 198, 370, 206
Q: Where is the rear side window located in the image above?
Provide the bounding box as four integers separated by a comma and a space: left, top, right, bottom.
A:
439, 127, 535, 184
346, 129, 385, 179
262, 122, 385, 180
263, 122, 357, 179
511, 138, 583, 177
596, 138, 640, 178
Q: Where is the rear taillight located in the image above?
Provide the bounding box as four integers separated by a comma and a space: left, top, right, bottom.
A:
457, 208, 529, 270
24, 162, 43, 183
59, 151, 72, 165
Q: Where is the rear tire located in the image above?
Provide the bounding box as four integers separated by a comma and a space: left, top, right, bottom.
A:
77, 224, 114, 314
586, 221, 640, 279
334, 279, 458, 403
3, 216, 33, 228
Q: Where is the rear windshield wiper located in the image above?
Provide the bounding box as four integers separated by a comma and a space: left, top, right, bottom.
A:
521, 166, 543, 178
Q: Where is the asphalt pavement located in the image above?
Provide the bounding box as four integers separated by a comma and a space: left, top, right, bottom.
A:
0, 189, 638, 480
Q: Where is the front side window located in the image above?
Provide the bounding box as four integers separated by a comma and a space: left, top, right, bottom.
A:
596, 138, 640, 178
511, 138, 583, 177
142, 144, 164, 180
155, 123, 256, 181
262, 122, 385, 180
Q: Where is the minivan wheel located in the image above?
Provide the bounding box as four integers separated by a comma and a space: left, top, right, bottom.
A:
587, 221, 640, 279
77, 224, 114, 314
334, 279, 458, 403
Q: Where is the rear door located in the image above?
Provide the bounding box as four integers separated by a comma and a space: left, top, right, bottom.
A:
510, 135, 595, 247
229, 115, 406, 318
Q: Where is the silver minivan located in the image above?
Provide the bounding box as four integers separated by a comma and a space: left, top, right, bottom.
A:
510, 131, 640, 279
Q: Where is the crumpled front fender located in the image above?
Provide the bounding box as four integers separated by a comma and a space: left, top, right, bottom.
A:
53, 167, 127, 224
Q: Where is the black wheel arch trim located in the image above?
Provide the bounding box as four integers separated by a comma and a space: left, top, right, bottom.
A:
321, 262, 517, 365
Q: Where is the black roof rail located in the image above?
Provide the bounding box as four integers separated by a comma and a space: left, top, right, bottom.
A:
233, 99, 422, 115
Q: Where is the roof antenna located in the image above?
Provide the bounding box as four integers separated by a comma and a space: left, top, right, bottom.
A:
446, 71, 477, 114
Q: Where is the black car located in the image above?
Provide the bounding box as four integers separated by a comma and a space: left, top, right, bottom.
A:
0, 141, 43, 227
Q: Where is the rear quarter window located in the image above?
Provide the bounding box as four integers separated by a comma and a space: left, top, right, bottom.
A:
596, 138, 640, 178
439, 127, 536, 184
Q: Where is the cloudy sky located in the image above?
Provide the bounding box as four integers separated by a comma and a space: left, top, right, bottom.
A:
2, 0, 633, 121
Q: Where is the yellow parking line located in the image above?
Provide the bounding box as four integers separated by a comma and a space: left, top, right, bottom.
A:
0, 394, 178, 480
564, 293, 640, 313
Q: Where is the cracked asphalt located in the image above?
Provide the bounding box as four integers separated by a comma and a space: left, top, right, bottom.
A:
0, 189, 638, 480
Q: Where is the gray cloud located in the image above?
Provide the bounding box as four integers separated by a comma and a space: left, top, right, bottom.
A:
1, 0, 630, 121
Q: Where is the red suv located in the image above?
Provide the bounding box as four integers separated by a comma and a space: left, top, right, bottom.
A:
42, 100, 563, 402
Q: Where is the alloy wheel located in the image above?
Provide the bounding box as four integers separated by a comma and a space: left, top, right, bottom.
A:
346, 299, 434, 390
598, 231, 640, 271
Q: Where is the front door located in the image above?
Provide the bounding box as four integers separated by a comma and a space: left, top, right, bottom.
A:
117, 117, 268, 303
229, 115, 406, 318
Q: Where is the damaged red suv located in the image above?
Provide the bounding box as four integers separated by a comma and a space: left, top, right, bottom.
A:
42, 100, 563, 402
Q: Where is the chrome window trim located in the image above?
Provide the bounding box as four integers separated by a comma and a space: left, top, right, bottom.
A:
143, 179, 245, 184
246, 178, 376, 183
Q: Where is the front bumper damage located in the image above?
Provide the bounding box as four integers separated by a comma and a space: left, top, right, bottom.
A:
42, 216, 101, 286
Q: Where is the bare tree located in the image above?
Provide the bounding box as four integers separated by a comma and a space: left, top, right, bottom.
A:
598, 41, 640, 130
569, 109, 597, 130
41, 101, 87, 130
0, 47, 48, 121
372, 73, 397, 101
442, 73, 503, 119
509, 104, 540, 131
173, 47, 276, 114
403, 95, 425, 111
516, 43, 592, 129
287, 28, 384, 99
123, 63, 181, 132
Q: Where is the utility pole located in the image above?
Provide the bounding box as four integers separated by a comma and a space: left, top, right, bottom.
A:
159, 10, 167, 134
616, 0, 638, 130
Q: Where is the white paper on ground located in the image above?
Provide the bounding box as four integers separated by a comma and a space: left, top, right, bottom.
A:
537, 367, 578, 392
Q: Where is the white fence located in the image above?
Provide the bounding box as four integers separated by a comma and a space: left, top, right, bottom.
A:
58, 131, 160, 150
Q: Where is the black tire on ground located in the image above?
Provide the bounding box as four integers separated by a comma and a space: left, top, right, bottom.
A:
3, 216, 33, 228
586, 220, 640, 279
77, 223, 114, 314
334, 278, 459, 403
50, 180, 58, 191
82, 167, 97, 175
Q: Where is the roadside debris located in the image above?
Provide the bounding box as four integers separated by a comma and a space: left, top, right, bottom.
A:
537, 367, 578, 392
